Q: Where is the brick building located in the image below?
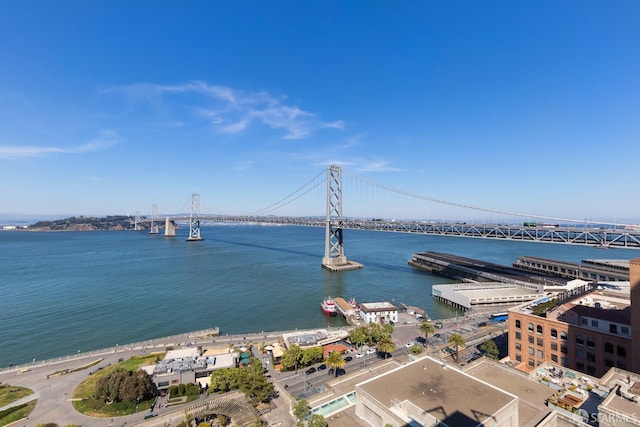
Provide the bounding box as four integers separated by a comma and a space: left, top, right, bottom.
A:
507, 258, 640, 377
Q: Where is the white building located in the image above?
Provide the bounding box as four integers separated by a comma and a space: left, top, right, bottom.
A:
358, 302, 398, 324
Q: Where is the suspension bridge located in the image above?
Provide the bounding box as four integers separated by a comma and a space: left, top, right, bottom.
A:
134, 165, 640, 270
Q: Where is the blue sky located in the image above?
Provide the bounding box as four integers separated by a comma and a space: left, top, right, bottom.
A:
1, 1, 639, 224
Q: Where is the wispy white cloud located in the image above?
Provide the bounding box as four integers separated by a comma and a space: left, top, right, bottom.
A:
233, 160, 255, 172
105, 81, 344, 140
0, 130, 122, 160
355, 160, 402, 173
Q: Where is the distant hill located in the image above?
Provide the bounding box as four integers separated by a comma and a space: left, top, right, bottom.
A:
27, 215, 137, 231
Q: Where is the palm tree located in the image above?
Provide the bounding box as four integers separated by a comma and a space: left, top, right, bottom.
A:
419, 320, 435, 345
325, 351, 346, 377
376, 335, 395, 359
447, 333, 465, 362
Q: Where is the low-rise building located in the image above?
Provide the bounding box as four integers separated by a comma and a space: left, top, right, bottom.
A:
358, 302, 398, 324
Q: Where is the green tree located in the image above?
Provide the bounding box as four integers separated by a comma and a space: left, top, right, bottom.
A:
292, 397, 310, 421
480, 339, 500, 360
281, 344, 303, 372
216, 414, 230, 426
348, 327, 367, 352
419, 320, 435, 344
307, 414, 327, 427
408, 344, 424, 355
301, 347, 324, 367
448, 333, 466, 362
325, 351, 346, 377
94, 368, 154, 403
376, 335, 395, 359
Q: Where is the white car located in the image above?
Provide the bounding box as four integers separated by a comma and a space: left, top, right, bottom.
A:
405, 341, 415, 348
355, 352, 364, 358
366, 348, 376, 355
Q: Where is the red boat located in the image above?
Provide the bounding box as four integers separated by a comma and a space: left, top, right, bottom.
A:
320, 297, 338, 316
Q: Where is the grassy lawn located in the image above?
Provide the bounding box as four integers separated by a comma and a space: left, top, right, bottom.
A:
0, 401, 36, 427
72, 352, 164, 418
0, 385, 34, 407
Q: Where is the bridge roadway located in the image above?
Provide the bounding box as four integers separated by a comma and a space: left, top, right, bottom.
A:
140, 215, 640, 248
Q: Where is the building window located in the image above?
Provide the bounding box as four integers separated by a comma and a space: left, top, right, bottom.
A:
581, 318, 588, 325
516, 354, 521, 362
537, 338, 543, 346
577, 362, 585, 371
621, 326, 629, 335
536, 325, 543, 334
528, 347, 534, 355
551, 354, 558, 363
561, 345, 567, 354
587, 352, 596, 363
528, 335, 534, 344
560, 331, 567, 341
515, 332, 521, 340
605, 359, 614, 367
576, 335, 584, 346
515, 319, 521, 329
528, 323, 534, 332
587, 366, 596, 376
605, 342, 613, 353
591, 320, 599, 327
576, 349, 584, 359
551, 342, 558, 351
586, 338, 595, 349
537, 350, 543, 358
515, 343, 521, 350
610, 324, 618, 334
528, 359, 535, 367
617, 346, 626, 357
561, 357, 568, 366
618, 361, 627, 370
551, 328, 558, 339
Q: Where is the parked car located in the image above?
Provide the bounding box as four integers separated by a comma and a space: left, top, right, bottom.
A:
355, 352, 364, 358
366, 348, 376, 355
305, 367, 316, 375
317, 364, 327, 371
345, 356, 353, 362
405, 341, 415, 348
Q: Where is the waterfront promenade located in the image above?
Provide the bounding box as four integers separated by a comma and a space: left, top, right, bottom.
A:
0, 308, 503, 426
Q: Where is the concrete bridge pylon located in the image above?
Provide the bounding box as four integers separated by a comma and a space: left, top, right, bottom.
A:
164, 217, 176, 237
322, 164, 363, 271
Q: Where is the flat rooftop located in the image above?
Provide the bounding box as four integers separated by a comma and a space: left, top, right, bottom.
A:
465, 360, 555, 426
446, 283, 540, 300
357, 357, 517, 427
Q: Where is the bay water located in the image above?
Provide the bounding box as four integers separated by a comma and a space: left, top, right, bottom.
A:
1, 225, 637, 367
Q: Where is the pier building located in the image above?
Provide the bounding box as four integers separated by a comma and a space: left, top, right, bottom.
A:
432, 282, 543, 311
507, 258, 640, 378
513, 257, 629, 282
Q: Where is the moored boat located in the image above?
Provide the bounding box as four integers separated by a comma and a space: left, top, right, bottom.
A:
321, 297, 338, 316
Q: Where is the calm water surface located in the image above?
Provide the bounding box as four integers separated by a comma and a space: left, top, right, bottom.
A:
1, 225, 637, 366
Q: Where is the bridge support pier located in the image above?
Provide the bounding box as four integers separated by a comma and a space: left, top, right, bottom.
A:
322, 165, 363, 272
164, 218, 176, 237
149, 204, 159, 234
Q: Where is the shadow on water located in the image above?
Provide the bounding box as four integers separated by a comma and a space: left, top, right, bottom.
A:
205, 237, 319, 259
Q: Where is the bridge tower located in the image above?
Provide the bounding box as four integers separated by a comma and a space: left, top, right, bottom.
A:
186, 193, 204, 241
322, 165, 363, 271
149, 204, 160, 234
134, 211, 141, 231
